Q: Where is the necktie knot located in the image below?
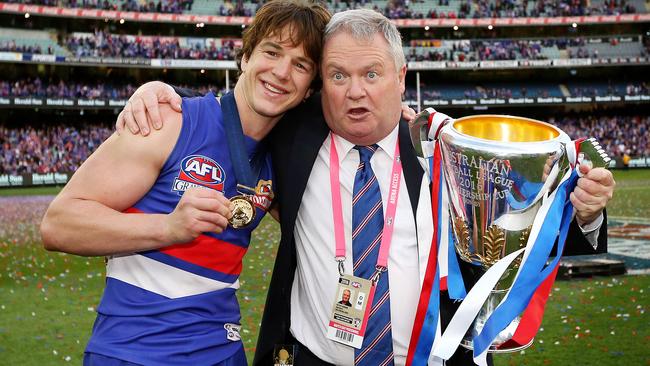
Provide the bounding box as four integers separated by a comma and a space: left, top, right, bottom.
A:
354, 144, 379, 164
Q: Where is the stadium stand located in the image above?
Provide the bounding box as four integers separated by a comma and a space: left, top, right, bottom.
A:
2, 114, 646, 174
0, 78, 227, 99
0, 28, 68, 56
3, 0, 194, 13
405, 36, 646, 62
0, 0, 647, 179
2, 0, 646, 17
64, 30, 238, 60
0, 123, 112, 174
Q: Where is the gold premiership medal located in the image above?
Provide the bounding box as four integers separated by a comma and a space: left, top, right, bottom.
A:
229, 195, 256, 228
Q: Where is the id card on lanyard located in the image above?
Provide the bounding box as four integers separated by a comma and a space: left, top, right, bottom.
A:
325, 133, 403, 349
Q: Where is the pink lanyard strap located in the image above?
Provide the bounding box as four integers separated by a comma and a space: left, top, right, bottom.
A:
329, 133, 403, 275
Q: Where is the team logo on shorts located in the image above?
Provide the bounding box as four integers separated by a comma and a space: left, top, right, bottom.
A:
172, 155, 225, 194
224, 323, 241, 341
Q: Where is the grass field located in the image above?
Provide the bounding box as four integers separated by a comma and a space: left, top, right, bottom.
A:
0, 169, 648, 365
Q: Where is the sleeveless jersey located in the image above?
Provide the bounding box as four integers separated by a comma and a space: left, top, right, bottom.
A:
85, 92, 274, 365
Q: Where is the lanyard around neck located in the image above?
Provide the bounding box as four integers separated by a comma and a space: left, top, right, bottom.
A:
329, 133, 403, 278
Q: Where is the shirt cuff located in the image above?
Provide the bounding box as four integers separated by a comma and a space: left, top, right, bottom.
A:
577, 212, 603, 249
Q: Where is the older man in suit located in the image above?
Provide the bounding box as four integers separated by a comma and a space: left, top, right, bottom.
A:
117, 9, 614, 366
252, 10, 613, 366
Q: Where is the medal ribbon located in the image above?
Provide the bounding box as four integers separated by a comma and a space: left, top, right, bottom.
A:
329, 133, 402, 271
220, 91, 266, 193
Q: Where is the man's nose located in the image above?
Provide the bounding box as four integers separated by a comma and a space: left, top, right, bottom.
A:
272, 57, 292, 80
346, 77, 366, 99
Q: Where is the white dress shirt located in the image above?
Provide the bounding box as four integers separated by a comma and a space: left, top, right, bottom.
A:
290, 125, 433, 366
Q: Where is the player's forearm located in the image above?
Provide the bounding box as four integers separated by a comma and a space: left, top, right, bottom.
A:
41, 198, 173, 256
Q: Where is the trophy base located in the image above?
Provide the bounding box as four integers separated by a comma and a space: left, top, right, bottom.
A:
460, 338, 534, 354
459, 288, 534, 354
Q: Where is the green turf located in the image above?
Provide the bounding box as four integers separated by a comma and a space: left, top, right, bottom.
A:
608, 169, 650, 219
0, 241, 103, 364
495, 275, 649, 365
0, 168, 648, 365
0, 186, 63, 196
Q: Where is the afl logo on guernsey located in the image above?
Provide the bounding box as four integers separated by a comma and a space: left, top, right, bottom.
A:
172, 155, 225, 194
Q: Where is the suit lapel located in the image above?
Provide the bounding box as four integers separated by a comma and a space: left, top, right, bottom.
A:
399, 119, 424, 217
284, 103, 330, 233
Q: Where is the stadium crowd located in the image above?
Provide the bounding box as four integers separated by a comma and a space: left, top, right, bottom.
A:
0, 124, 112, 175
4, 0, 193, 13
405, 81, 649, 100
3, 77, 646, 101
405, 37, 610, 62
0, 79, 136, 99
3, 0, 641, 18
65, 30, 237, 60
1, 114, 647, 174
553, 115, 649, 159
0, 79, 229, 99
0, 41, 54, 55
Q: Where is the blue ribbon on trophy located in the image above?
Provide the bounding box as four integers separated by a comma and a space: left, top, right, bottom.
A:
406, 110, 608, 366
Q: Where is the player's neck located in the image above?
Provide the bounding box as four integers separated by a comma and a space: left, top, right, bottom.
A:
233, 84, 281, 141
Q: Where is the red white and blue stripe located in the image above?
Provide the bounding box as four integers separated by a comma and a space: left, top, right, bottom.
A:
352, 145, 395, 366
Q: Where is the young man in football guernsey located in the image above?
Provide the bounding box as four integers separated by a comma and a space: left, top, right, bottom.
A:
40, 1, 330, 365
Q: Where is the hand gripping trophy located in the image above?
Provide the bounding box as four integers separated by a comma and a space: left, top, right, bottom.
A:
406, 111, 610, 365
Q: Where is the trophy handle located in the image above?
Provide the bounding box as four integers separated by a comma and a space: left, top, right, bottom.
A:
408, 108, 453, 159
576, 137, 612, 174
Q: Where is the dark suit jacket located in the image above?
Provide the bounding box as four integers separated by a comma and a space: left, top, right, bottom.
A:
172, 88, 607, 365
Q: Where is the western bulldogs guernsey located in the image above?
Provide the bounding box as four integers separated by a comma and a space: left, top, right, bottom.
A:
85, 92, 273, 365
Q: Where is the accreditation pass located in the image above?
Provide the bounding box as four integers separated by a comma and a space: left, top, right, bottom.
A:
326, 274, 376, 349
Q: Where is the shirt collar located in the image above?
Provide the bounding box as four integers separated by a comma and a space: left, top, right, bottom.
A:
330, 124, 400, 164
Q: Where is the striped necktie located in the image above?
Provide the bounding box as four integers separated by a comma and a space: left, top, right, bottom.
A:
352, 145, 394, 366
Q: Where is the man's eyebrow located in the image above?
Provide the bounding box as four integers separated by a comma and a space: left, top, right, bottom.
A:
259, 40, 283, 51
259, 40, 315, 68
324, 60, 344, 70
324, 61, 382, 70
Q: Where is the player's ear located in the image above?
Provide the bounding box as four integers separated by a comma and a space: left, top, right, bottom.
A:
304, 88, 313, 101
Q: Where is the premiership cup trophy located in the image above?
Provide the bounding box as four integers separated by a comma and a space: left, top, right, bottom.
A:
410, 113, 609, 354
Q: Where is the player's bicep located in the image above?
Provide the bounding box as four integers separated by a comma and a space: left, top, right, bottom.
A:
59, 107, 181, 211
